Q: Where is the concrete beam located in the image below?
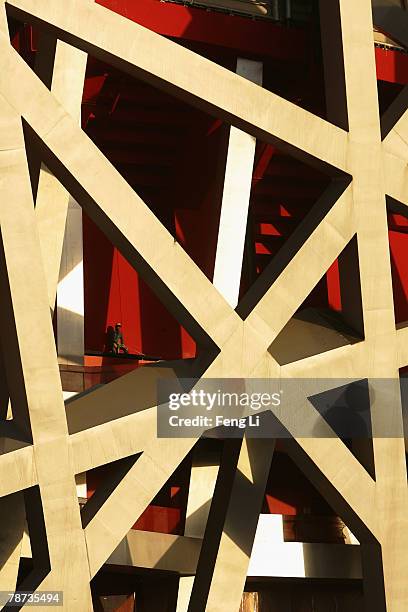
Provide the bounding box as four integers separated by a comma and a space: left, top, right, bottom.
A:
6, 0, 349, 173
0, 95, 91, 606
213, 59, 262, 309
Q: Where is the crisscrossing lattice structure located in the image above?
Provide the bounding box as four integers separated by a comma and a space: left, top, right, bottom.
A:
0, 0, 407, 610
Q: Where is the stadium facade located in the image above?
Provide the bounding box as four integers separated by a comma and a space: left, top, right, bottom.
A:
0, 0, 407, 610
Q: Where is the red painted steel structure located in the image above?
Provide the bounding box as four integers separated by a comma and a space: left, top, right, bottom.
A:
5, 6, 407, 610
11, 0, 408, 547
95, 0, 307, 60
82, 6, 408, 360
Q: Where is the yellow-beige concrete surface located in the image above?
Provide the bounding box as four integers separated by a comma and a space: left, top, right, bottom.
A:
0, 0, 406, 610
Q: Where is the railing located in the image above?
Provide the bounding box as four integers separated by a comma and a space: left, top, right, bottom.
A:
163, 0, 408, 23
163, 0, 277, 20
372, 0, 408, 50
161, 0, 316, 22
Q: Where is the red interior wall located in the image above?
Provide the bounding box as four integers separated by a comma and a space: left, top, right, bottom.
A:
83, 217, 190, 359
82, 12, 408, 359
389, 214, 408, 324
375, 46, 408, 84
83, 214, 114, 353
83, 99, 227, 359
378, 47, 408, 326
